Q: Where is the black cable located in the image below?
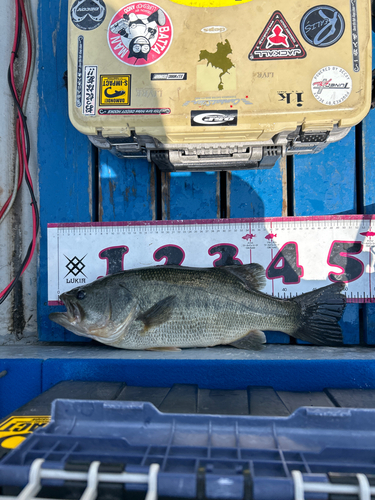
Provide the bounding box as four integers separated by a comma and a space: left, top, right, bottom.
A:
14, 2, 22, 57
0, 1, 39, 305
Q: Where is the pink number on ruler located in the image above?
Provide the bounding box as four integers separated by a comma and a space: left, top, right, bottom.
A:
327, 241, 364, 283
153, 245, 185, 266
266, 242, 304, 284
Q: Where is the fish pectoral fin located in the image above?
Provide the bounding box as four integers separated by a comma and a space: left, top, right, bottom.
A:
146, 347, 182, 352
221, 264, 266, 291
137, 295, 176, 332
230, 329, 266, 351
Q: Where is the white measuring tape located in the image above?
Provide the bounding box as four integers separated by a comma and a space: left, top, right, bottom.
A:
48, 216, 375, 304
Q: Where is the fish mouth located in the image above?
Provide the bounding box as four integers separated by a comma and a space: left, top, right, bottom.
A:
49, 295, 83, 328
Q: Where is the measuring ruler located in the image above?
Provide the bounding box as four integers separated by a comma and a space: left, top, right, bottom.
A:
48, 215, 375, 304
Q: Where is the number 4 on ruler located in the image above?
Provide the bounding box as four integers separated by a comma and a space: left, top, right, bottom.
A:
265, 240, 364, 285
266, 242, 304, 285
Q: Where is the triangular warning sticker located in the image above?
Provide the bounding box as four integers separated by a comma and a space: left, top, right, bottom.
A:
249, 11, 306, 61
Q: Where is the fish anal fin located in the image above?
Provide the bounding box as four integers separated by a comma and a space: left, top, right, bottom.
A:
146, 347, 181, 352
221, 264, 266, 290
137, 295, 176, 334
230, 329, 266, 351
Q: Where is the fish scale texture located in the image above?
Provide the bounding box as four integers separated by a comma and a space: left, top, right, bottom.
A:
72, 267, 299, 349
49, 266, 345, 349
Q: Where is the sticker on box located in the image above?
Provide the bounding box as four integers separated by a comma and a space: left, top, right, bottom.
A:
108, 3, 173, 67
198, 39, 235, 91
83, 65, 97, 115
71, 0, 106, 31
201, 26, 227, 34
100, 75, 131, 106
349, 0, 360, 72
183, 96, 252, 107
300, 6, 345, 48
311, 66, 352, 106
76, 36, 84, 107
98, 108, 170, 115
249, 11, 306, 61
0, 416, 50, 453
191, 110, 237, 126
151, 73, 187, 80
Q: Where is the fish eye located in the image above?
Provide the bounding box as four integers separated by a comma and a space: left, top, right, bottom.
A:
76, 290, 86, 300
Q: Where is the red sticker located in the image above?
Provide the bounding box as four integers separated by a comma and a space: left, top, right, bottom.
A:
108, 2, 173, 67
249, 11, 306, 61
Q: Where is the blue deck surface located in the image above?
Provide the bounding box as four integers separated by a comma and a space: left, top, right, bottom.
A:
36, 0, 374, 346
5, 0, 369, 416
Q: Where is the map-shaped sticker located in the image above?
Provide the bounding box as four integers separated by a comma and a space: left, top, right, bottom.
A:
198, 39, 234, 91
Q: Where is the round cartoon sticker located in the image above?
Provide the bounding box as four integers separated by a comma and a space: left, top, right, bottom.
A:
108, 3, 173, 67
311, 66, 352, 106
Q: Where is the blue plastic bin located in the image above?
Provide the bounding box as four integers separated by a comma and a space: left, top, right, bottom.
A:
1, 399, 375, 499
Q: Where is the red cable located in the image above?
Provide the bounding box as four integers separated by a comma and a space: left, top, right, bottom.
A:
0, 0, 31, 220
0, 0, 36, 299
18, 0, 32, 107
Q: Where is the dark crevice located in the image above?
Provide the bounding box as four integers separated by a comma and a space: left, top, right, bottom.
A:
286, 155, 294, 216
358, 303, 365, 345
92, 145, 99, 222
155, 165, 162, 220
220, 171, 228, 219
355, 122, 364, 215
12, 216, 25, 339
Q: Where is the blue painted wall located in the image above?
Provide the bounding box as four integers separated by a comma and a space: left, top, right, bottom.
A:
36, 1, 374, 350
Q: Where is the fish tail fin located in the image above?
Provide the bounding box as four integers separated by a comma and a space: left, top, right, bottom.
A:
290, 283, 346, 346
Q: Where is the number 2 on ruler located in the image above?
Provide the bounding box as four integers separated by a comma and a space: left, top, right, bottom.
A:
98, 240, 365, 285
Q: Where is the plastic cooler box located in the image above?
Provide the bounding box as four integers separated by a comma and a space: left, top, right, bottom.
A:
67, 0, 372, 170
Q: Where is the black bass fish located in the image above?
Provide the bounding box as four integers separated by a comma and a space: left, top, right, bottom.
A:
49, 264, 346, 351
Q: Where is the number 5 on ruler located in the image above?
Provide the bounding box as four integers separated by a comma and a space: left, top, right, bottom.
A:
265, 240, 364, 284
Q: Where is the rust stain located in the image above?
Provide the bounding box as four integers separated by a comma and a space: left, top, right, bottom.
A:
161, 172, 171, 220
280, 156, 288, 217
216, 172, 221, 219
131, 170, 137, 197
98, 178, 104, 222
149, 164, 156, 220
226, 171, 231, 219
108, 179, 116, 218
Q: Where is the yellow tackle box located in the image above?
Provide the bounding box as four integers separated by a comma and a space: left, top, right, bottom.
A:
67, 0, 372, 170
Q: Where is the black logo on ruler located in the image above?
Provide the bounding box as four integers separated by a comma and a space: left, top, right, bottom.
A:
64, 255, 87, 277
249, 11, 306, 61
191, 110, 237, 126
71, 0, 106, 31
300, 6, 345, 48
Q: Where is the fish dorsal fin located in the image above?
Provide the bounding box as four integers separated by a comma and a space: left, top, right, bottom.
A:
221, 263, 266, 290
137, 295, 176, 332
230, 329, 266, 351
